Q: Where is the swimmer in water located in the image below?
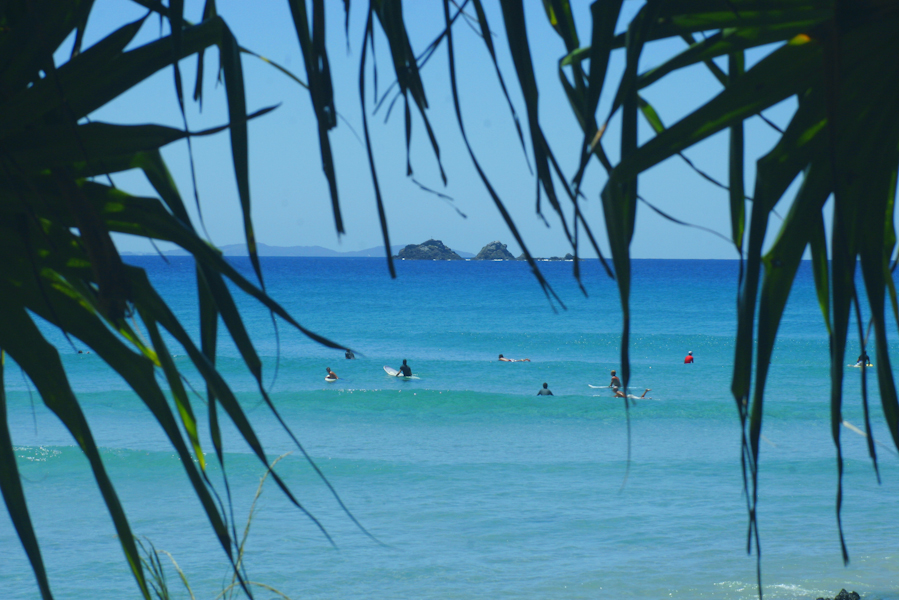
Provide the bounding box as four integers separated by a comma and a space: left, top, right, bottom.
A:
499, 354, 531, 362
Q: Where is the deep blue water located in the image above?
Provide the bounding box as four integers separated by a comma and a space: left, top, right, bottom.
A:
2, 257, 898, 599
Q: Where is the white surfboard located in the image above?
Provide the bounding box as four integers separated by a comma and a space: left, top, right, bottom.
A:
384, 365, 419, 379
848, 363, 874, 368
588, 384, 611, 389
325, 377, 338, 382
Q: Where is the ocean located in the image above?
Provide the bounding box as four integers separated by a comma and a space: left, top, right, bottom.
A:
2, 257, 898, 600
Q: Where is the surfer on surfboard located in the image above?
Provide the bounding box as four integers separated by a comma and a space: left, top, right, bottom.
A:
395, 359, 412, 377
499, 354, 530, 362
325, 367, 338, 382
610, 370, 621, 392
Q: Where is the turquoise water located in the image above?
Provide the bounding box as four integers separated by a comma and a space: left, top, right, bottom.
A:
3, 257, 899, 599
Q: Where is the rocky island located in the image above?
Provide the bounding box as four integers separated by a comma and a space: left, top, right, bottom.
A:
396, 239, 463, 260
473, 241, 516, 260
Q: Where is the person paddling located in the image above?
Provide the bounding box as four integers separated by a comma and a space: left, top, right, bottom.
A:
615, 388, 651, 400
499, 354, 530, 362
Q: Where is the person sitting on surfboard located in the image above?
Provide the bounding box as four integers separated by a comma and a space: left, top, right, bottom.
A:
345, 349, 355, 359
537, 382, 553, 396
684, 351, 694, 364
856, 351, 871, 366
610, 370, 621, 391
326, 367, 338, 381
396, 359, 412, 377
499, 354, 530, 362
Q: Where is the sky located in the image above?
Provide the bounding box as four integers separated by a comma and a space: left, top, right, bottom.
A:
76, 0, 826, 259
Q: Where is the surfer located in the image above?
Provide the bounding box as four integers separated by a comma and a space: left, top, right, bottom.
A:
615, 388, 651, 399
345, 349, 355, 359
396, 359, 412, 377
499, 354, 531, 362
610, 370, 621, 392
856, 351, 870, 366
325, 367, 338, 381
537, 382, 553, 396
684, 351, 694, 364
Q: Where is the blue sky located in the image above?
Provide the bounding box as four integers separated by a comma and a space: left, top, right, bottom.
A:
80, 1, 820, 259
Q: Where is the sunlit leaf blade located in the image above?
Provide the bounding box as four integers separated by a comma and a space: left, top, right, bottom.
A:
544, 0, 579, 51
608, 2, 833, 49
639, 22, 818, 91
142, 317, 205, 470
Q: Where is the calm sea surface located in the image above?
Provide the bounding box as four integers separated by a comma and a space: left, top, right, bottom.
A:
3, 257, 898, 599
